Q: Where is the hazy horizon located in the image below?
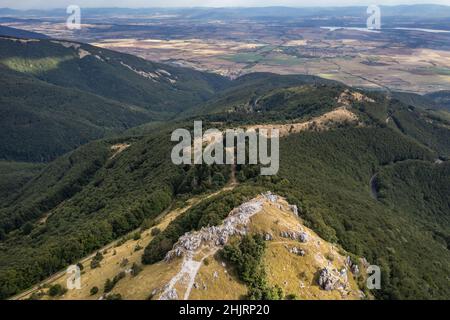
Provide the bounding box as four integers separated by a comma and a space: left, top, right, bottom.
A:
1, 1, 450, 10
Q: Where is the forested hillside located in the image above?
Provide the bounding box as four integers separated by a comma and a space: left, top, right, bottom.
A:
425, 90, 450, 111
141, 124, 449, 299
0, 64, 154, 162
183, 73, 337, 119
271, 128, 449, 299
0, 67, 449, 300
0, 129, 231, 298
0, 161, 44, 204
0, 37, 229, 162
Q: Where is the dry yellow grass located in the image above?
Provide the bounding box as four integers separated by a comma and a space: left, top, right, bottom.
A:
20, 191, 364, 301
17, 188, 231, 300
188, 255, 247, 300
150, 197, 363, 300
248, 201, 362, 300
110, 143, 131, 159
246, 106, 361, 137
36, 210, 184, 300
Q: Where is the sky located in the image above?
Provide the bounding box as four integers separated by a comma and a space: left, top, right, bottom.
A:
1, 0, 450, 10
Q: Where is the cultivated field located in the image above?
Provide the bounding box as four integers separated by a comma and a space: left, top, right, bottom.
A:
5, 17, 450, 93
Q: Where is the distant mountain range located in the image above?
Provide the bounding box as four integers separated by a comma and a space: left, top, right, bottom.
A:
0, 25, 48, 39
1, 5, 450, 19
2, 5, 450, 32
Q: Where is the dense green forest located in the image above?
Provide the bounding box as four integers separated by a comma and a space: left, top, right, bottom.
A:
0, 131, 229, 298
181, 72, 337, 119
377, 160, 450, 248
0, 161, 44, 204
141, 124, 449, 299
0, 58, 449, 300
0, 37, 229, 162
270, 128, 449, 299
142, 186, 261, 264
388, 100, 450, 158
221, 234, 284, 300
0, 37, 228, 115
424, 90, 450, 111
0, 65, 153, 162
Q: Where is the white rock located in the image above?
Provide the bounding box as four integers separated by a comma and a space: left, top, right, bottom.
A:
264, 233, 273, 241
298, 232, 309, 243
164, 199, 263, 261
160, 288, 178, 300
290, 205, 299, 216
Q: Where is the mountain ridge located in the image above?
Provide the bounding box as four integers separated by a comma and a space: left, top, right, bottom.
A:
0, 37, 449, 300
0, 36, 230, 162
